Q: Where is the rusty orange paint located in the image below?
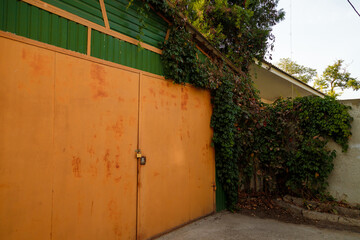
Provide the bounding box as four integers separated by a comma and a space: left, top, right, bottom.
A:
138, 76, 215, 239
184, 87, 215, 219
0, 36, 215, 240
0, 37, 138, 239
51, 53, 138, 240
0, 37, 55, 240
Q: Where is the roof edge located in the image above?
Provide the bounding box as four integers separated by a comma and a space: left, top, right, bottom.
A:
256, 59, 325, 97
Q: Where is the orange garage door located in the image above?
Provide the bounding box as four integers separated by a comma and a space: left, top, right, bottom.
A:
0, 36, 215, 240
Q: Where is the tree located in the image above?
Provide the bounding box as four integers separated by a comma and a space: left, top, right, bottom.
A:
314, 60, 359, 98
276, 58, 317, 83
172, 0, 285, 70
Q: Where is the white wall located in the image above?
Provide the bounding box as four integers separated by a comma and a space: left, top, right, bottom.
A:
328, 99, 360, 205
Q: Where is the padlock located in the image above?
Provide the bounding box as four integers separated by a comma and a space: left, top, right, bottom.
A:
140, 156, 146, 165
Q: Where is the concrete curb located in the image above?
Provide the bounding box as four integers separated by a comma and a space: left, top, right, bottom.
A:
274, 200, 360, 228
283, 195, 360, 219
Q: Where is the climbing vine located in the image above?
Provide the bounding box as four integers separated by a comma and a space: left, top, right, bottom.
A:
161, 23, 262, 209
137, 0, 353, 209
251, 97, 352, 199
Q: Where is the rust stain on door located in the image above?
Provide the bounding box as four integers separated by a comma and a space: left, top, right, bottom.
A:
52, 52, 138, 239
22, 48, 53, 78
1, 36, 214, 240
72, 156, 82, 178
90, 64, 109, 99
181, 87, 189, 110
103, 149, 112, 178
138, 76, 215, 239
0, 37, 54, 240
108, 116, 124, 138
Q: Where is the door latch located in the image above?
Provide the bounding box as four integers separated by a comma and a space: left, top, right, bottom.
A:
136, 149, 146, 165
135, 149, 142, 158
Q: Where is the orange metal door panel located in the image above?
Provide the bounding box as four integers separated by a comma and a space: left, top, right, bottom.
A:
0, 36, 214, 240
182, 87, 215, 220
138, 75, 215, 239
0, 38, 55, 239
51, 54, 139, 239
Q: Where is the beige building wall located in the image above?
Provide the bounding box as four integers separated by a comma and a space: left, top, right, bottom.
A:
328, 99, 360, 205
250, 63, 324, 103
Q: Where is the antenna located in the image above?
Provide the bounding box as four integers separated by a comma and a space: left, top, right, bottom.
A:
290, 0, 293, 59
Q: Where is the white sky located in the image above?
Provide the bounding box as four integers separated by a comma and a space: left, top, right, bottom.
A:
270, 0, 360, 99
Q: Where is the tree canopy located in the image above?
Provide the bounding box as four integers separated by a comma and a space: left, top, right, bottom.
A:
276, 58, 359, 98
314, 60, 359, 97
171, 0, 285, 70
277, 58, 317, 84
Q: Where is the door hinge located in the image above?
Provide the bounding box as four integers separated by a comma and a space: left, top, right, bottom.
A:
212, 183, 216, 191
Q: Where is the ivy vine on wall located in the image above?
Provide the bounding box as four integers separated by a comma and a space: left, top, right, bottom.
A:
251, 97, 352, 199
135, 0, 353, 209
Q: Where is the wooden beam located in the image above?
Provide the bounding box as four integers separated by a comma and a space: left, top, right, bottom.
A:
148, 4, 171, 25
87, 27, 91, 56
196, 45, 211, 60
99, 0, 110, 29
164, 29, 170, 43
21, 0, 162, 54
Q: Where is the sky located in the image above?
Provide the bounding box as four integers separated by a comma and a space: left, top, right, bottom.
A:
270, 0, 360, 99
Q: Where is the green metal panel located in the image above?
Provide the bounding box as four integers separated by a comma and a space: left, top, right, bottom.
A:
29, 0, 167, 48
105, 0, 168, 48
0, 0, 4, 30
41, 0, 105, 26
0, 0, 87, 54
91, 29, 121, 64
197, 49, 208, 63
91, 29, 164, 75
216, 173, 227, 211
0, 0, 164, 75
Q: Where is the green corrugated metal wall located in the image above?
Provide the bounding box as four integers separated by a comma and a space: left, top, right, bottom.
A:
216, 173, 226, 211
41, 0, 105, 26
0, 0, 87, 54
91, 29, 163, 75
41, 0, 167, 48
105, 0, 167, 48
0, 0, 166, 76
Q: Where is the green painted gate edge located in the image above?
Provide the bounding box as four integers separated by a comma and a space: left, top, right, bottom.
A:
197, 48, 227, 212
216, 170, 226, 211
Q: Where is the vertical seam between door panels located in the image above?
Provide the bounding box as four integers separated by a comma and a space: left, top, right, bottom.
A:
136, 72, 142, 239
50, 52, 56, 240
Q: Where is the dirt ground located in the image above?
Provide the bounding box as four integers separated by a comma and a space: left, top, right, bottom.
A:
236, 193, 360, 234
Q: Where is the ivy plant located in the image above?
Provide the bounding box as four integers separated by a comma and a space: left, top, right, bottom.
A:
137, 0, 353, 208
